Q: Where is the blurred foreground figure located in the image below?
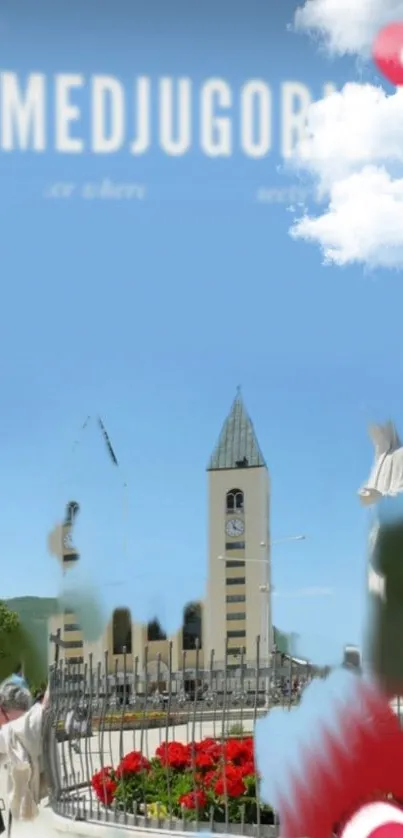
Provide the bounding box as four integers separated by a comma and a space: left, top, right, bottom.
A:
0, 676, 49, 824
359, 422, 403, 694
255, 424, 403, 838
367, 517, 403, 695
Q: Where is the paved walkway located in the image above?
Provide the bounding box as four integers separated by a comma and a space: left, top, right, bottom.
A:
0, 765, 55, 838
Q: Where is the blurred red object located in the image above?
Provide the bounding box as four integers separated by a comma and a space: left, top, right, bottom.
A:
280, 679, 403, 838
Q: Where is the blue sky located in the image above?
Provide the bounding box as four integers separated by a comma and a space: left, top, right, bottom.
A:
0, 0, 398, 667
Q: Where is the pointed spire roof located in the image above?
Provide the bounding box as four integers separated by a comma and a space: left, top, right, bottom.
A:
208, 389, 266, 471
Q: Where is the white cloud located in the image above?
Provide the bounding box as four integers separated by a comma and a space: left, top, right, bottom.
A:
293, 0, 403, 57
288, 6, 403, 268
291, 166, 403, 268
273, 587, 333, 598
293, 85, 403, 187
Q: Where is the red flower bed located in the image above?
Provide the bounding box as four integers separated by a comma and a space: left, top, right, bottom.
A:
92, 766, 117, 807
91, 736, 274, 824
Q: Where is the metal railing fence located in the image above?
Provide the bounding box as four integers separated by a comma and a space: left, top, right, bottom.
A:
43, 639, 315, 836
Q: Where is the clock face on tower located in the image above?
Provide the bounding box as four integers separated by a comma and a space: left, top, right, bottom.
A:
226, 518, 245, 537
63, 530, 73, 550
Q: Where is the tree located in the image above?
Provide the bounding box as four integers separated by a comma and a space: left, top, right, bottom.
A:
0, 600, 45, 685
0, 601, 20, 669
147, 618, 167, 642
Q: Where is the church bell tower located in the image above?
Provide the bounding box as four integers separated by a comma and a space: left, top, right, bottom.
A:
205, 390, 271, 666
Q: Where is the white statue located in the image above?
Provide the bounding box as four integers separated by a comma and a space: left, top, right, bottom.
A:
359, 421, 403, 505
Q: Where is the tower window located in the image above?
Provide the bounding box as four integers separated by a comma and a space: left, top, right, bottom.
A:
226, 489, 244, 513
112, 608, 133, 654
227, 630, 246, 638
226, 577, 246, 586
226, 560, 245, 568
63, 553, 79, 564
182, 602, 202, 650
226, 594, 246, 603
227, 612, 246, 621
225, 541, 245, 551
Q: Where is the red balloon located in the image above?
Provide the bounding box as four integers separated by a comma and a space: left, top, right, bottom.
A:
373, 23, 403, 86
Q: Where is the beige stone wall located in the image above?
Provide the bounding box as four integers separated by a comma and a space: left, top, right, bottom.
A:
205, 465, 271, 664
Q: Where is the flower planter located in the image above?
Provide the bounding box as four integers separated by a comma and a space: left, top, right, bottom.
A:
90, 736, 275, 833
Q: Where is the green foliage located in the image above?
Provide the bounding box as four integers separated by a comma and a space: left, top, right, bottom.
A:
226, 723, 245, 736
0, 600, 45, 685
113, 760, 196, 815
0, 601, 20, 656
6, 597, 57, 679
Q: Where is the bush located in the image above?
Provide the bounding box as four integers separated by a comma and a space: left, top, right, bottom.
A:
91, 736, 274, 825
227, 723, 245, 737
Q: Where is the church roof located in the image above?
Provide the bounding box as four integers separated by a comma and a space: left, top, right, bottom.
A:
207, 390, 266, 471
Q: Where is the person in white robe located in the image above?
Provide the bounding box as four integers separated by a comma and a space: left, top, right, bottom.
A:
0, 679, 49, 823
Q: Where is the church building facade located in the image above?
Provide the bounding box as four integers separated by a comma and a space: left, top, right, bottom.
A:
48, 391, 273, 678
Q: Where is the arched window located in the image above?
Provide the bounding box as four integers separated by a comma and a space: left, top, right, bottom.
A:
182, 603, 202, 650
226, 489, 244, 513
147, 618, 167, 642
112, 608, 132, 655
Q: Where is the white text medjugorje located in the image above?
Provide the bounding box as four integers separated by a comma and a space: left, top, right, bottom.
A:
0, 73, 335, 158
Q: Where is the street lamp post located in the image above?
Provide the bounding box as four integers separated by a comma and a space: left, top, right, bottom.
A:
259, 536, 305, 673
217, 535, 306, 564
